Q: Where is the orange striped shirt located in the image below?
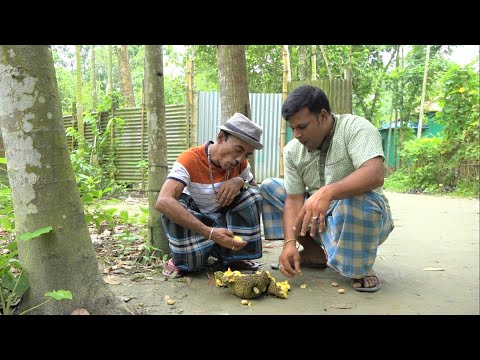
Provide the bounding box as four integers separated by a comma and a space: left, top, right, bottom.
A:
167, 142, 253, 213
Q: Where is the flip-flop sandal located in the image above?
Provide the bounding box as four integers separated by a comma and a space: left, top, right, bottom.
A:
270, 261, 327, 270
162, 259, 185, 279
351, 271, 381, 292
226, 260, 263, 271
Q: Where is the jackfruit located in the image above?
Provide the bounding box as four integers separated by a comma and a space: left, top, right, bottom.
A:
214, 269, 290, 299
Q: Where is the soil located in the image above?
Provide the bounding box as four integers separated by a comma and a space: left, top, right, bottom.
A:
104, 191, 479, 315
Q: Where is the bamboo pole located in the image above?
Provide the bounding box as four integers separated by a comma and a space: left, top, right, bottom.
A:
280, 45, 291, 178
417, 45, 431, 138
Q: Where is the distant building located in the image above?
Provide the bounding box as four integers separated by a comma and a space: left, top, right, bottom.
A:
379, 111, 444, 168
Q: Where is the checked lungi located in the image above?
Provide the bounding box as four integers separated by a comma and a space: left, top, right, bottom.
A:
161, 188, 263, 272
260, 178, 394, 278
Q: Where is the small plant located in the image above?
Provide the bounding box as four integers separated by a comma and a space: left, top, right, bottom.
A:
0, 226, 72, 315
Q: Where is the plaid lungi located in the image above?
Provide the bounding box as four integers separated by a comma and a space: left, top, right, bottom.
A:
260, 178, 394, 278
161, 188, 263, 272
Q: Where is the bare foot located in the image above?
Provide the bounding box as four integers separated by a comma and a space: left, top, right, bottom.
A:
296, 234, 328, 267
299, 249, 327, 267
351, 271, 381, 292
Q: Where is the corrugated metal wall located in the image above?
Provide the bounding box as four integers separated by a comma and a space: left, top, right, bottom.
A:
198, 91, 282, 183
63, 104, 188, 184
198, 91, 282, 182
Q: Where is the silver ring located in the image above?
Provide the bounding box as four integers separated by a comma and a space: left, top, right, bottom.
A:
279, 264, 284, 270
312, 216, 318, 220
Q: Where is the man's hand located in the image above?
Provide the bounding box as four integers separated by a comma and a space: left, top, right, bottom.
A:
216, 177, 244, 207
278, 243, 301, 277
209, 227, 247, 251
293, 187, 332, 237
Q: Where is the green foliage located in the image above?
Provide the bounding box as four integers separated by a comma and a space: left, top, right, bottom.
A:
45, 289, 73, 301
435, 63, 479, 163
66, 110, 126, 199
385, 63, 479, 197
1, 226, 71, 315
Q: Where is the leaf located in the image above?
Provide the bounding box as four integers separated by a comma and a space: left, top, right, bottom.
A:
104, 275, 121, 285
18, 226, 53, 241
6, 241, 17, 251
0, 158, 6, 164
331, 303, 354, 309
45, 290, 73, 300
2, 271, 30, 296
423, 267, 445, 271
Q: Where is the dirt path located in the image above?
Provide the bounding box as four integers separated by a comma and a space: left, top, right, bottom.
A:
109, 191, 479, 315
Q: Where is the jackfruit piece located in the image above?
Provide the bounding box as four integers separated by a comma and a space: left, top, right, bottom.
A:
214, 271, 228, 287
227, 271, 270, 299
232, 235, 245, 244
222, 268, 244, 283
267, 278, 291, 299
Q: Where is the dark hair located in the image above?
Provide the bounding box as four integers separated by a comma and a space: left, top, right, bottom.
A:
220, 130, 230, 140
281, 85, 331, 120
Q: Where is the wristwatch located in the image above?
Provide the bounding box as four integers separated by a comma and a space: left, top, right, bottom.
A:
242, 180, 249, 190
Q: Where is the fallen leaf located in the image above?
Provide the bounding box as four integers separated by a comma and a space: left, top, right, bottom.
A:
206, 272, 216, 286
423, 267, 445, 271
300, 283, 308, 289
330, 303, 353, 309
104, 275, 121, 285
119, 296, 133, 302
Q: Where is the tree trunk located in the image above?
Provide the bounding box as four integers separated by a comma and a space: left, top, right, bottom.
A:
0, 45, 131, 315
144, 45, 169, 253
75, 45, 84, 153
116, 45, 135, 107
91, 45, 97, 112
311, 45, 317, 80
298, 45, 307, 81
280, 45, 291, 178
417, 45, 431, 138
319, 45, 332, 81
216, 45, 254, 174
107, 45, 113, 94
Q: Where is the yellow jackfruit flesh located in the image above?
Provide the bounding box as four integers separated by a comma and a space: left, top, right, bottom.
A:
215, 269, 291, 300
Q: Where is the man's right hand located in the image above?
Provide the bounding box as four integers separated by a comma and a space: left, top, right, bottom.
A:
209, 227, 247, 251
278, 244, 301, 277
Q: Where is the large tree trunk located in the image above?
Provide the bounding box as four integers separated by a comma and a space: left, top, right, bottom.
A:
75, 45, 84, 153
216, 45, 255, 173
91, 45, 97, 112
144, 45, 169, 252
116, 45, 136, 107
0, 45, 131, 315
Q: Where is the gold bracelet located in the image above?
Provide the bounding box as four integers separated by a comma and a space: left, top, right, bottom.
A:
283, 239, 297, 247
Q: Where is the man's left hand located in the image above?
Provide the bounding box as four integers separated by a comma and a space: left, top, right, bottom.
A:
216, 177, 244, 207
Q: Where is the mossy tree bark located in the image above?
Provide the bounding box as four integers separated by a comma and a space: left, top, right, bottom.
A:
216, 45, 255, 175
0, 45, 131, 315
116, 45, 136, 107
144, 45, 168, 253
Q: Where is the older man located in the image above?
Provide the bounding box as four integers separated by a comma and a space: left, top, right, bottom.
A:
156, 113, 264, 278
